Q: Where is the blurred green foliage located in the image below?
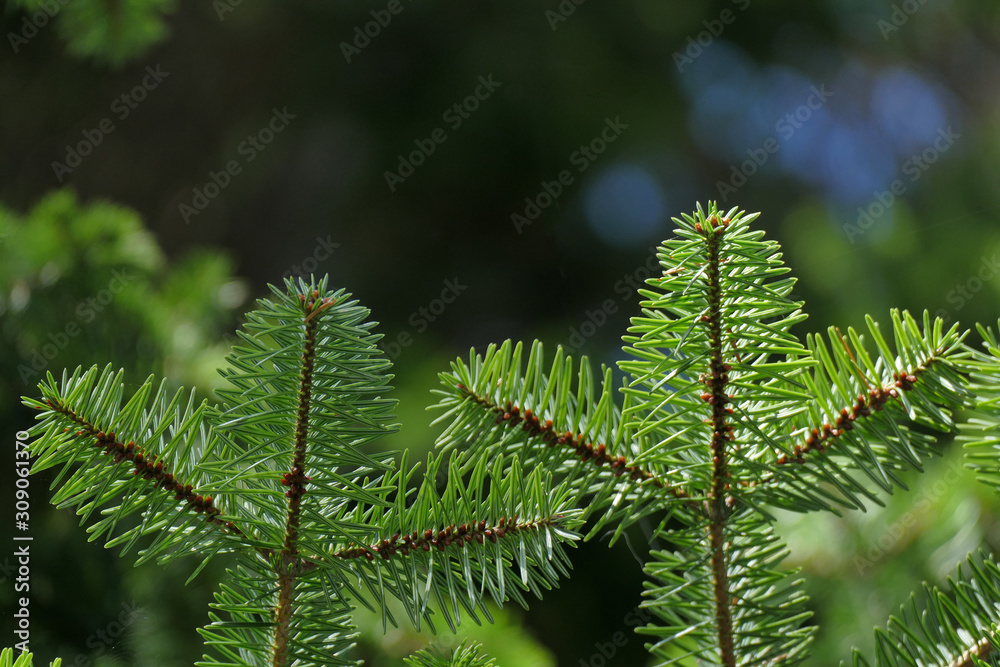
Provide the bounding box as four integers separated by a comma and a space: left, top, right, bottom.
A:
777, 443, 1000, 660
0, 188, 244, 397
10, 0, 174, 66
354, 599, 553, 667
0, 190, 245, 665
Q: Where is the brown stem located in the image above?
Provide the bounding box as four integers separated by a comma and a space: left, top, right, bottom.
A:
270, 556, 297, 666
775, 361, 938, 466
697, 214, 737, 667
39, 399, 256, 548
456, 387, 688, 498
270, 290, 331, 667
332, 515, 546, 561
948, 636, 996, 667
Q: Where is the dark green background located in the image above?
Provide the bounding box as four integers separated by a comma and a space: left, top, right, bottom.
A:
3, 1, 1000, 665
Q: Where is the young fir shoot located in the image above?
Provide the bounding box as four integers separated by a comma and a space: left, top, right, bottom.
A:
428, 203, 992, 666
21, 277, 581, 667
17, 204, 1000, 666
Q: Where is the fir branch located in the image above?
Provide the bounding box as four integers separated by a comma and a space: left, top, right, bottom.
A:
850, 553, 1000, 666
700, 213, 737, 667
745, 309, 970, 514
948, 638, 996, 667
41, 397, 234, 529
431, 339, 687, 541
404, 640, 497, 667
330, 451, 583, 635
775, 362, 936, 466
642, 510, 813, 666
22, 206, 999, 667
271, 290, 331, 666
332, 516, 552, 561
24, 365, 248, 568
455, 384, 687, 496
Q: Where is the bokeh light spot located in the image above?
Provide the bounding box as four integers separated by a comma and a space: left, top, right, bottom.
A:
584, 165, 666, 248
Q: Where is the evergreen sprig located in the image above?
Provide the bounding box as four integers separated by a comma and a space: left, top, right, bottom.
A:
403, 640, 497, 667
22, 277, 581, 666
849, 552, 1000, 666
19, 203, 1000, 665
429, 203, 988, 666
0, 648, 60, 667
